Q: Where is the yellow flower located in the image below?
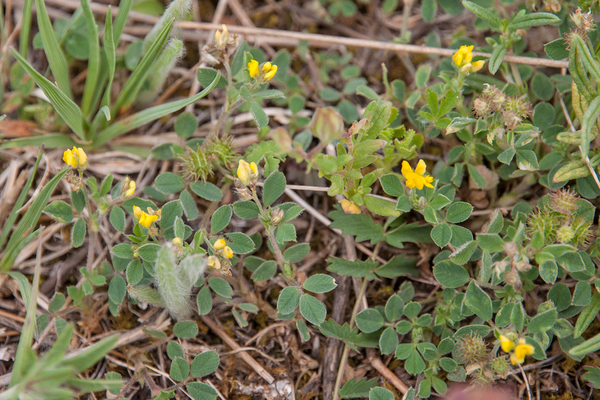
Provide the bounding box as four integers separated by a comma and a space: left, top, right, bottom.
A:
208, 256, 221, 270
214, 24, 229, 47
248, 60, 259, 78
124, 180, 136, 198
401, 160, 434, 190
139, 212, 159, 228
471, 60, 485, 72
263, 64, 277, 82
237, 160, 258, 186
214, 238, 226, 250
499, 335, 515, 353
221, 246, 234, 259
339, 199, 361, 214
172, 237, 182, 245
133, 206, 159, 228
453, 45, 474, 67
509, 339, 535, 365
63, 147, 87, 168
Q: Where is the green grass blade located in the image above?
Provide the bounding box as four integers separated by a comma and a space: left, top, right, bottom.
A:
62, 335, 118, 373
94, 71, 221, 146
0, 133, 78, 149
19, 0, 33, 56
12, 50, 86, 140
0, 167, 69, 272
0, 149, 43, 249
33, 0, 73, 99
102, 7, 115, 110
80, 0, 100, 118
112, 0, 133, 46
142, 0, 191, 53
111, 18, 174, 115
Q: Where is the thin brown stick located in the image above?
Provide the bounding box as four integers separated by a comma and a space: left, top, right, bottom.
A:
200, 315, 275, 384
368, 350, 410, 394
33, 0, 568, 69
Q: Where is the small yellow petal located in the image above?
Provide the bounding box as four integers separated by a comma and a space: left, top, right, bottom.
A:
237, 160, 252, 186
452, 52, 463, 67
414, 159, 427, 176
124, 181, 136, 197
248, 60, 259, 78
221, 246, 234, 259
75, 147, 87, 166
401, 161, 414, 179
214, 238, 226, 250
262, 62, 272, 73
499, 335, 515, 353
249, 162, 258, 176
471, 60, 485, 72
263, 65, 277, 81
133, 206, 142, 220
510, 353, 524, 365
63, 149, 76, 167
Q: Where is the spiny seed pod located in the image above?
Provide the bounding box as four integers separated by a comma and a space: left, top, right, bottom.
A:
455, 334, 488, 365
527, 209, 559, 243
179, 145, 214, 182
505, 96, 532, 119
556, 225, 575, 244
207, 136, 238, 168
571, 216, 594, 248
473, 97, 493, 119
504, 269, 521, 288
549, 188, 579, 215
502, 110, 522, 130
491, 357, 509, 376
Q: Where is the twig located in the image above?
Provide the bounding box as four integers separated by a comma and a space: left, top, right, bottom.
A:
200, 315, 275, 384
520, 364, 533, 400
368, 351, 409, 394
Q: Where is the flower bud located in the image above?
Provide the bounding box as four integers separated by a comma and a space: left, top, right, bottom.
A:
504, 269, 521, 287
311, 107, 344, 144
339, 199, 361, 215
236, 160, 259, 186
214, 238, 226, 250
503, 241, 518, 257
122, 178, 136, 198
173, 237, 183, 246
271, 208, 285, 225
221, 246, 233, 259
208, 255, 221, 270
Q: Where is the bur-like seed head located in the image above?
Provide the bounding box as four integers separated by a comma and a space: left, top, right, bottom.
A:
208, 136, 238, 168
504, 269, 521, 288
549, 188, 579, 215
473, 97, 493, 119
556, 225, 575, 244
179, 145, 214, 182
456, 334, 488, 365
527, 209, 559, 243
572, 216, 594, 248
491, 356, 510, 376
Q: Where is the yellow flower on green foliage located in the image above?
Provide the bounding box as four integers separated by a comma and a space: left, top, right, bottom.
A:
401, 160, 434, 190
63, 147, 87, 169
237, 160, 258, 186
208, 255, 221, 270
123, 179, 136, 198
214, 238, 226, 250
133, 206, 159, 228
248, 60, 259, 78
262, 62, 278, 81
452, 45, 485, 74
339, 199, 361, 214
499, 334, 515, 353
221, 246, 233, 259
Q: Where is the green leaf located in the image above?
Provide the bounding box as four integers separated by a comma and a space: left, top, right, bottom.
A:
44, 201, 74, 224
464, 281, 492, 321
508, 11, 560, 30
433, 260, 470, 288
126, 259, 144, 285
179, 190, 199, 220
275, 223, 296, 244
170, 357, 189, 381
80, 0, 100, 116
528, 308, 557, 333
211, 205, 232, 233
225, 232, 255, 254
370, 387, 395, 400
462, 1, 502, 28
570, 332, 600, 357
415, 65, 431, 89
385, 294, 404, 321
191, 351, 220, 378
379, 174, 404, 197
327, 257, 379, 279
303, 274, 337, 293
379, 327, 399, 355
196, 286, 213, 315
251, 260, 278, 282
339, 378, 377, 399
109, 206, 126, 232
405, 350, 426, 375
278, 286, 301, 314
175, 112, 198, 139
108, 275, 126, 305
299, 294, 327, 326
112, 243, 134, 259
208, 277, 233, 298
297, 319, 311, 342
476, 233, 505, 253
250, 102, 269, 129
49, 293, 66, 313
574, 293, 600, 338
167, 341, 185, 359
363, 195, 400, 217
283, 243, 310, 263
233, 201, 260, 219
489, 45, 507, 74
446, 202, 473, 223
12, 50, 84, 138
173, 321, 198, 338
71, 218, 87, 248
190, 181, 222, 201
262, 171, 286, 207
187, 382, 218, 400
62, 334, 118, 373
33, 0, 72, 98
155, 172, 185, 194
355, 308, 384, 333
137, 243, 162, 262
431, 223, 452, 247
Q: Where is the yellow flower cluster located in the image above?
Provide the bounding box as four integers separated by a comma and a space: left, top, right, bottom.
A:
133, 206, 160, 228
499, 335, 535, 365
213, 238, 233, 259
63, 147, 87, 169
214, 24, 228, 48
248, 60, 277, 82
452, 45, 485, 74
339, 199, 361, 215
123, 178, 136, 198
401, 160, 434, 190
237, 160, 259, 186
